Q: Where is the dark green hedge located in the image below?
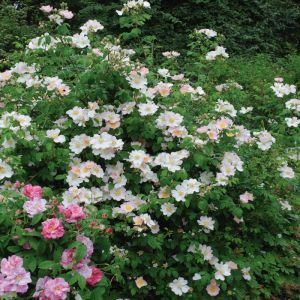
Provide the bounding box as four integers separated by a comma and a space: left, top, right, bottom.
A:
1, 0, 300, 61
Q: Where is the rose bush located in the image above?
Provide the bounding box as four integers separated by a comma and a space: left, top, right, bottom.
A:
0, 3, 299, 299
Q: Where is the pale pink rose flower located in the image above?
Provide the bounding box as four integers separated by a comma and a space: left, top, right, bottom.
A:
239, 192, 254, 203
0, 255, 31, 296
227, 261, 238, 270
57, 84, 70, 96
130, 70, 138, 76
207, 130, 219, 140
139, 67, 149, 75
156, 83, 172, 97
59, 10, 74, 19
40, 5, 53, 13
1, 255, 23, 276
206, 279, 220, 296
23, 198, 47, 218
197, 126, 209, 133
44, 278, 70, 300
92, 48, 103, 56
216, 118, 232, 130
171, 74, 184, 81
8, 271, 31, 291
180, 84, 194, 94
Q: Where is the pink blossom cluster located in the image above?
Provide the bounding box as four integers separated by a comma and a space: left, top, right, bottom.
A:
40, 5, 74, 26
0, 255, 31, 296
33, 276, 70, 300
60, 235, 103, 286
22, 184, 48, 218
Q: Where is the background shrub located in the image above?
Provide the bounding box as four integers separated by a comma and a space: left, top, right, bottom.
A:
1, 0, 300, 62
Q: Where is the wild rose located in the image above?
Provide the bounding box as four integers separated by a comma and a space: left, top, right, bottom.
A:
1, 255, 23, 275
23, 198, 47, 218
34, 277, 70, 300
171, 74, 184, 81
239, 192, 254, 203
156, 82, 172, 97
23, 184, 43, 200
169, 277, 190, 296
180, 84, 194, 94
59, 204, 86, 223
241, 267, 251, 281
86, 266, 103, 286
59, 10, 74, 19
135, 276, 148, 288
0, 255, 31, 296
278, 163, 295, 179
42, 218, 64, 240
206, 279, 220, 297
44, 277, 70, 299
40, 5, 53, 13
60, 249, 76, 269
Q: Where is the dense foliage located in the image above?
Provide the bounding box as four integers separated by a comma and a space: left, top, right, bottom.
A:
1, 0, 300, 62
0, 2, 299, 300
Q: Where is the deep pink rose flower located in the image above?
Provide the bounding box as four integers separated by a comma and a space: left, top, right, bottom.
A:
59, 204, 85, 223
86, 266, 103, 286
42, 218, 64, 240
23, 184, 43, 200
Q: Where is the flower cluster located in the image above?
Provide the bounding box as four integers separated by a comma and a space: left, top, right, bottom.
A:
33, 277, 70, 300
40, 5, 73, 25
116, 0, 151, 16
0, 255, 31, 297
216, 152, 244, 185
197, 28, 218, 38
206, 46, 229, 60
271, 77, 296, 97
254, 130, 276, 151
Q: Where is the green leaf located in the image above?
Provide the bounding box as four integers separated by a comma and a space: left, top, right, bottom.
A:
24, 256, 37, 272
91, 287, 105, 299
39, 260, 55, 269
7, 246, 20, 253
78, 274, 86, 290
75, 243, 87, 262
31, 213, 43, 225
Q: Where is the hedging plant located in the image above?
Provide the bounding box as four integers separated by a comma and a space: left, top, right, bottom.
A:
0, 3, 299, 299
